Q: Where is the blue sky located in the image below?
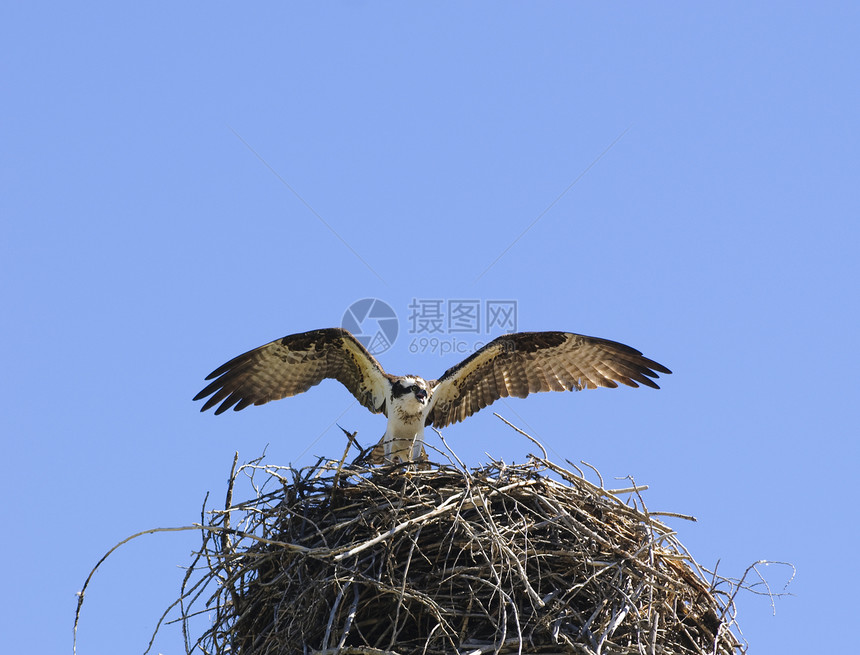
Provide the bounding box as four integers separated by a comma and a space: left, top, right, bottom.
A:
3, 2, 858, 653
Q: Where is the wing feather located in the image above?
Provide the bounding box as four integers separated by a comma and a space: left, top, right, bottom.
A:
427, 331, 671, 428
193, 328, 390, 416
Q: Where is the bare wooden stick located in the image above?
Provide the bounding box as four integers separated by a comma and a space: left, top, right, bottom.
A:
77, 441, 765, 655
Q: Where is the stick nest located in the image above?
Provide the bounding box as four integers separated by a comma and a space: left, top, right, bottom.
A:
179, 437, 745, 655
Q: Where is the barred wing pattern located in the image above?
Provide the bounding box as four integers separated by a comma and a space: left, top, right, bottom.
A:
427, 332, 671, 429
194, 328, 390, 416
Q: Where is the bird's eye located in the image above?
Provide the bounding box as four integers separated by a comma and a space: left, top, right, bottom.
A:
411, 385, 419, 392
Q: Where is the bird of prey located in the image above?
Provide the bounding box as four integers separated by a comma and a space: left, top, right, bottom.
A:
194, 328, 671, 464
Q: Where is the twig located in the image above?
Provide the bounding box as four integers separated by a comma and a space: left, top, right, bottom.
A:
78, 447, 762, 655
493, 412, 547, 460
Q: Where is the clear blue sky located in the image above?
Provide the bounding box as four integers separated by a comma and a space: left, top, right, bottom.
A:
3, 3, 858, 653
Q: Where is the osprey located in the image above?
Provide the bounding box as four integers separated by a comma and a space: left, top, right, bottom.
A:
194, 328, 671, 463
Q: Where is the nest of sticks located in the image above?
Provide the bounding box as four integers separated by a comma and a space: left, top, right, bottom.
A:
175, 428, 745, 654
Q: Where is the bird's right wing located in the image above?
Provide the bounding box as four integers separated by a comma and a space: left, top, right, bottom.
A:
193, 328, 391, 415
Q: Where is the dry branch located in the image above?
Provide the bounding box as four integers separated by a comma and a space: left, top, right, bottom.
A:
166, 438, 748, 655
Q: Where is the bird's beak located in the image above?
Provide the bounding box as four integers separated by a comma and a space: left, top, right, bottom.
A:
415, 388, 428, 402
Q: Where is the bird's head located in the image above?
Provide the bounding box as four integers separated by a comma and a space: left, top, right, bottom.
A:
392, 376, 430, 407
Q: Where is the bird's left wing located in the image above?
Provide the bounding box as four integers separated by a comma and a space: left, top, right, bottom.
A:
426, 331, 671, 429
194, 328, 390, 415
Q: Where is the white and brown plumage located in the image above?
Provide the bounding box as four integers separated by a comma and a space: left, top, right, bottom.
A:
194, 328, 671, 463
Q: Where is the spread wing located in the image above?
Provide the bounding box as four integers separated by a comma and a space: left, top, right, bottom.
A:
193, 328, 390, 415
426, 331, 671, 429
